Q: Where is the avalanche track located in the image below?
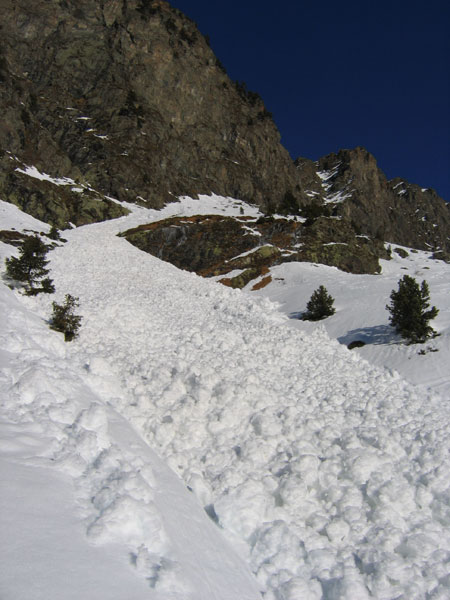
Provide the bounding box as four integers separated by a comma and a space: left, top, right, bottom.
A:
2, 200, 450, 600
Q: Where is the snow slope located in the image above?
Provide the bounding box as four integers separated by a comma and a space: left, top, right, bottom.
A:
0, 200, 262, 599
1, 196, 450, 599
252, 247, 450, 398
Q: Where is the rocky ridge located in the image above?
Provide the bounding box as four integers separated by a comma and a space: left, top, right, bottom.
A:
296, 147, 450, 255
0, 0, 306, 223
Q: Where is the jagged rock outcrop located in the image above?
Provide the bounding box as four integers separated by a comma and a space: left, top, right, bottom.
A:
121, 213, 388, 287
0, 0, 306, 226
296, 147, 450, 253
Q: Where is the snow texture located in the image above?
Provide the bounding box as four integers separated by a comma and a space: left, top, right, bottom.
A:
1, 196, 450, 600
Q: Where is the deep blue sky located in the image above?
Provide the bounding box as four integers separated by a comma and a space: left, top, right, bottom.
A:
171, 0, 450, 201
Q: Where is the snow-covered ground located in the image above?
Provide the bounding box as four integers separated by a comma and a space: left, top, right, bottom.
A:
1, 196, 449, 600
252, 248, 450, 399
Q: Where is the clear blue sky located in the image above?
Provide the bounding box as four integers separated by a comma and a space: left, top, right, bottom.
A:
171, 0, 450, 201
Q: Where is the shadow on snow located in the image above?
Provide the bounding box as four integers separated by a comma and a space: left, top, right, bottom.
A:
338, 325, 400, 346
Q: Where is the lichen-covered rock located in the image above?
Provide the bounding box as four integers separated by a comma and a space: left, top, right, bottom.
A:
0, 165, 128, 228
121, 215, 260, 274
121, 213, 388, 287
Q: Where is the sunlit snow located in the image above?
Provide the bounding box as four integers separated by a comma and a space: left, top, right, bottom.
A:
1, 197, 449, 600
14, 165, 79, 187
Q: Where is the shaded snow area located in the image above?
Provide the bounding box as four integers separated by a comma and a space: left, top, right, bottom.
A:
1, 197, 450, 599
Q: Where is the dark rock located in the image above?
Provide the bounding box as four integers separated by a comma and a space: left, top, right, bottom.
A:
0, 163, 129, 228
296, 147, 450, 254
0, 0, 306, 219
121, 212, 388, 287
0, 229, 29, 246
347, 340, 366, 350
394, 247, 409, 258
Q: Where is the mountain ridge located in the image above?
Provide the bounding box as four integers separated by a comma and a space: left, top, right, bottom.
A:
0, 0, 449, 263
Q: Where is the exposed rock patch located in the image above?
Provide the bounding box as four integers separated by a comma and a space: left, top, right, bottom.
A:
121, 213, 389, 287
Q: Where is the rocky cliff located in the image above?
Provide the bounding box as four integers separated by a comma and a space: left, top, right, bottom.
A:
296, 147, 450, 254
0, 0, 306, 225
0, 0, 448, 262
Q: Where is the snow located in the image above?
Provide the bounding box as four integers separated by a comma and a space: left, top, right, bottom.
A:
15, 165, 78, 187
254, 245, 450, 398
393, 181, 405, 190
323, 189, 353, 203
1, 197, 450, 599
0, 200, 50, 234
0, 239, 261, 599
316, 165, 353, 203
317, 164, 341, 184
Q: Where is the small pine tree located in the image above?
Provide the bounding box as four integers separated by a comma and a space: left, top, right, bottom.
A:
47, 225, 61, 241
40, 277, 56, 294
386, 275, 438, 343
303, 285, 336, 321
5, 235, 54, 294
50, 294, 82, 341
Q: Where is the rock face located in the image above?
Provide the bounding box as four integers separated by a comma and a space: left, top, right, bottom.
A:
121, 213, 388, 287
296, 147, 450, 253
0, 0, 306, 224
0, 0, 448, 261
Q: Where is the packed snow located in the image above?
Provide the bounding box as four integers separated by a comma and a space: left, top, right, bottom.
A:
1, 196, 450, 599
14, 165, 79, 187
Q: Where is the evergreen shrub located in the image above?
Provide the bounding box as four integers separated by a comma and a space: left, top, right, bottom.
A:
50, 294, 82, 341
386, 275, 438, 343
303, 286, 336, 321
5, 235, 54, 295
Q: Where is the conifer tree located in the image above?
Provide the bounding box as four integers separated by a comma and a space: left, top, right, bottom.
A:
5, 235, 54, 294
47, 225, 61, 241
303, 285, 336, 321
386, 275, 438, 343
50, 294, 82, 341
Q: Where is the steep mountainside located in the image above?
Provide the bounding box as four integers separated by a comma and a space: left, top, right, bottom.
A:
296, 147, 450, 254
0, 0, 306, 223
0, 0, 448, 262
